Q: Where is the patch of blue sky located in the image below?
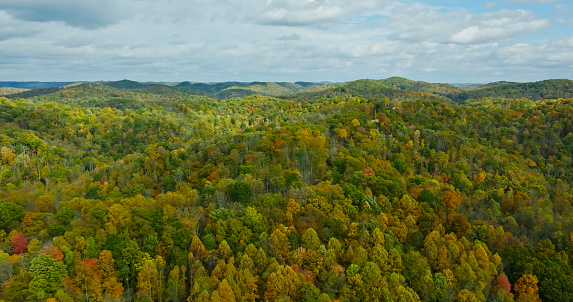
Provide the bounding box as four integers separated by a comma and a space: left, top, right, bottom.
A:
425, 0, 561, 15
519, 34, 552, 44
522, 3, 573, 41
540, 24, 573, 41
503, 3, 553, 17
518, 27, 563, 44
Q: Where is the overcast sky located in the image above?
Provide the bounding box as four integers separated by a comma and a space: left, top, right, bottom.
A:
0, 0, 571, 83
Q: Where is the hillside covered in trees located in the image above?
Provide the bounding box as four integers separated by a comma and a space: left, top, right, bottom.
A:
1, 77, 573, 302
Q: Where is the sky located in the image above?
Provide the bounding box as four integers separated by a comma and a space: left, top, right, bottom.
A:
0, 0, 572, 83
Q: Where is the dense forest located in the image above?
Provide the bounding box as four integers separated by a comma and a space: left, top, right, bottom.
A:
1, 77, 573, 302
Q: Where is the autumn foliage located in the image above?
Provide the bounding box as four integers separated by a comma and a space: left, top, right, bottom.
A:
1, 81, 573, 301
10, 232, 27, 254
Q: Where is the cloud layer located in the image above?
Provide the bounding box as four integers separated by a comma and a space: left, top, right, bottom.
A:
0, 0, 571, 83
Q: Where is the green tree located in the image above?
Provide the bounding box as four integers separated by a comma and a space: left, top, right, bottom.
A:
0, 200, 25, 231
55, 206, 75, 225
28, 254, 68, 301
228, 181, 253, 204
317, 293, 332, 302
301, 228, 321, 250
361, 262, 383, 301
167, 265, 187, 302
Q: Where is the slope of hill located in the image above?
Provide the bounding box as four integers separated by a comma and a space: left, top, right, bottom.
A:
379, 76, 465, 96
0, 87, 29, 96
474, 81, 519, 89
215, 82, 307, 98
177, 81, 327, 98
284, 78, 452, 102
11, 82, 205, 111
6, 87, 63, 99
176, 81, 246, 95
449, 79, 573, 101
103, 80, 210, 98
103, 79, 151, 90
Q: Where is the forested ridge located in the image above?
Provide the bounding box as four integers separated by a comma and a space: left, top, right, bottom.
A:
1, 78, 573, 302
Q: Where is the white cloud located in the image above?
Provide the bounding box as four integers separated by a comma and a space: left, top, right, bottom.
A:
449, 10, 550, 44
386, 4, 458, 42
279, 33, 302, 40
554, 4, 573, 25
0, 0, 235, 29
0, 0, 570, 83
387, 5, 550, 44
258, 0, 389, 26
497, 37, 573, 66
0, 11, 43, 40
0, 0, 131, 29
260, 6, 344, 26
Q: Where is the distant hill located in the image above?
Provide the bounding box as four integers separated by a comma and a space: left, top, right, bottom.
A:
6, 87, 63, 99
6, 83, 132, 107
379, 76, 465, 96
0, 81, 80, 89
5, 78, 573, 103
103, 80, 210, 97
283, 79, 451, 102
177, 81, 326, 98
452, 83, 484, 90
0, 87, 29, 96
6, 82, 206, 110
3, 81, 88, 99
176, 82, 246, 95
215, 82, 316, 98
103, 79, 150, 90
295, 81, 327, 87
448, 79, 573, 101
474, 81, 519, 89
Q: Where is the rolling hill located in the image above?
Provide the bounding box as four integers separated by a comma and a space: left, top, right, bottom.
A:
448, 79, 573, 101
5, 78, 573, 104
282, 79, 452, 102
0, 87, 29, 96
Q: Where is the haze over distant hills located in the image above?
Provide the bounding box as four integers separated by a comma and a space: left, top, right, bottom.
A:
0, 81, 81, 89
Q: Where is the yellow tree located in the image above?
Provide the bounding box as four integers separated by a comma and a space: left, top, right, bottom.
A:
335, 128, 348, 142
264, 265, 302, 301
301, 228, 321, 250
284, 198, 301, 225
238, 253, 254, 272
189, 236, 207, 260
269, 225, 290, 260
137, 260, 159, 300
216, 279, 236, 302
514, 274, 541, 302
237, 268, 259, 302
97, 250, 124, 300
217, 240, 233, 261
167, 265, 187, 302
72, 259, 103, 301
442, 190, 463, 211
105, 203, 132, 235
370, 244, 390, 271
